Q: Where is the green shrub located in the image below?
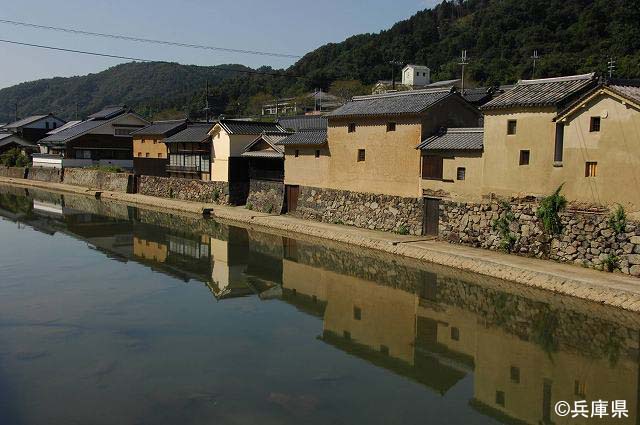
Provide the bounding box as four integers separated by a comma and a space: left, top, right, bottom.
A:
536, 185, 567, 235
0, 148, 29, 167
246, 203, 253, 210
602, 254, 618, 273
266, 204, 274, 214
608, 204, 627, 235
396, 225, 410, 235
212, 189, 220, 202
492, 201, 517, 253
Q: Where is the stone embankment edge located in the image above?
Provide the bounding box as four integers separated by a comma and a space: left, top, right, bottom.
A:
2, 176, 640, 312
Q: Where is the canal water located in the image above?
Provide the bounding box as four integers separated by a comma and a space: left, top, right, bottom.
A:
0, 184, 638, 425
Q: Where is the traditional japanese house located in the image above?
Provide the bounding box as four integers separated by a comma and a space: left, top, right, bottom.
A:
242, 131, 290, 182
1, 113, 66, 143
0, 131, 38, 157
132, 119, 188, 177
165, 123, 213, 180
36, 105, 148, 169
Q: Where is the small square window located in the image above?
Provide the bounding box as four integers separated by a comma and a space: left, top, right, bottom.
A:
353, 306, 361, 320
590, 117, 601, 132
348, 123, 356, 133
450, 327, 460, 341
495, 391, 505, 407
510, 366, 520, 383
387, 122, 396, 132
519, 150, 530, 165
294, 149, 299, 158
380, 345, 389, 355
574, 380, 586, 397
585, 161, 597, 177
141, 139, 145, 144
137, 152, 142, 157
507, 120, 517, 135
145, 152, 150, 158
315, 150, 320, 158
157, 153, 163, 158
456, 167, 466, 181
357, 149, 365, 162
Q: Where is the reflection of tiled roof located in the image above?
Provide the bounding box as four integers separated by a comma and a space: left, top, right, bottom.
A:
132, 120, 188, 137
217, 119, 284, 135
419, 128, 483, 151
165, 123, 212, 144
328, 88, 455, 117
481, 73, 597, 110
277, 115, 327, 131
277, 129, 327, 146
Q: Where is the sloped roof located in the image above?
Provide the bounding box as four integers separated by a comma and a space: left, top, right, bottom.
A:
608, 82, 640, 104
164, 123, 212, 144
2, 114, 51, 129
462, 87, 492, 103
241, 131, 289, 158
328, 87, 456, 118
217, 119, 284, 135
46, 120, 82, 135
87, 105, 129, 120
481, 73, 597, 110
0, 132, 36, 148
556, 79, 640, 121
277, 115, 327, 131
276, 129, 327, 146
419, 128, 484, 151
39, 120, 105, 145
132, 120, 188, 137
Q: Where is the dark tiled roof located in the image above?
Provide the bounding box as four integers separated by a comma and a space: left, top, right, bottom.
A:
217, 119, 284, 135
132, 120, 188, 137
164, 124, 213, 144
241, 131, 288, 158
419, 128, 484, 151
608, 82, 640, 104
39, 120, 105, 145
277, 129, 327, 146
0, 132, 35, 148
46, 120, 82, 135
328, 87, 455, 118
87, 105, 129, 120
2, 114, 49, 129
277, 115, 327, 131
481, 73, 597, 110
462, 87, 492, 103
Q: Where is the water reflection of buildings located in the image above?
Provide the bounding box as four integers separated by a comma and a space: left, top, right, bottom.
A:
1, 185, 639, 424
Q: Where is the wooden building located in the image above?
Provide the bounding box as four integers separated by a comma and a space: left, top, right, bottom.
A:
165, 123, 213, 180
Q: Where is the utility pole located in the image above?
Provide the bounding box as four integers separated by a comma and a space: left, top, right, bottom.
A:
389, 60, 403, 90
458, 50, 469, 94
607, 57, 617, 79
531, 50, 540, 79
204, 80, 211, 123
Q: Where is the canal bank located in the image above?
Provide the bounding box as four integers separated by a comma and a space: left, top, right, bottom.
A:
2, 175, 640, 311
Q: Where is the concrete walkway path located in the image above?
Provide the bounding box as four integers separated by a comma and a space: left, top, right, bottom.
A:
3, 176, 640, 311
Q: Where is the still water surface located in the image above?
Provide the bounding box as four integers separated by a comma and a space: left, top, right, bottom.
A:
0, 184, 638, 425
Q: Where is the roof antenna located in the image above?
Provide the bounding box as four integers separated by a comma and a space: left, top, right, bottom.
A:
531, 50, 540, 79
607, 57, 616, 79
458, 50, 469, 94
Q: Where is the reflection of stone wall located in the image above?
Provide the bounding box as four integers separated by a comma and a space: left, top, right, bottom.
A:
0, 166, 27, 178
246, 179, 284, 214
292, 186, 424, 235
62, 194, 132, 220
63, 168, 132, 193
138, 176, 229, 204
440, 199, 640, 276
134, 208, 229, 240
27, 167, 63, 183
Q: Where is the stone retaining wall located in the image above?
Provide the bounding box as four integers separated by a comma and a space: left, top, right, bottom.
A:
138, 175, 229, 204
27, 167, 63, 183
440, 198, 640, 276
292, 186, 424, 235
246, 179, 284, 214
0, 166, 27, 179
63, 168, 132, 193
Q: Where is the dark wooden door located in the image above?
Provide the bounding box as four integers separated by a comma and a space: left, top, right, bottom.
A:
423, 198, 440, 236
285, 185, 299, 213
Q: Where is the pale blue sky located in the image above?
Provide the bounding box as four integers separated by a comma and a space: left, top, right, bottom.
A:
0, 0, 439, 89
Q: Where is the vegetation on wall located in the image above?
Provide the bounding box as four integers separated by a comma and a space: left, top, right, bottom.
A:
492, 201, 518, 253
608, 204, 627, 235
2, 0, 640, 122
0, 148, 29, 167
536, 185, 567, 235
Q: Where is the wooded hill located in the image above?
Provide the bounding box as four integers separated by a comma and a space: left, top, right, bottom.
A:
2, 0, 639, 122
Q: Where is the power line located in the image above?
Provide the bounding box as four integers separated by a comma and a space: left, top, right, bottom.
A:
0, 38, 301, 78
0, 18, 301, 59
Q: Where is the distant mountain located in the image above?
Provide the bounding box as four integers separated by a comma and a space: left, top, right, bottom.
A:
2, 0, 640, 122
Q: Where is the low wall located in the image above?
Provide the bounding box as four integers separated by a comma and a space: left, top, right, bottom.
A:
246, 179, 284, 214
440, 198, 640, 276
0, 166, 27, 179
27, 167, 63, 183
138, 175, 229, 204
63, 168, 132, 193
292, 186, 424, 235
